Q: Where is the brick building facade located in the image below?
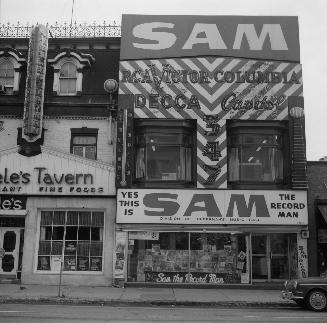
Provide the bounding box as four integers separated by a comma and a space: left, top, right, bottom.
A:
307, 161, 327, 277
0, 24, 119, 285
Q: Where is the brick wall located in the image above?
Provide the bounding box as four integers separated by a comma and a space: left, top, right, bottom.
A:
307, 161, 327, 276
0, 118, 21, 150
0, 117, 116, 165
43, 118, 115, 164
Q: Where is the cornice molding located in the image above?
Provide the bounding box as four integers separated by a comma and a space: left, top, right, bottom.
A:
41, 145, 114, 171
48, 48, 95, 67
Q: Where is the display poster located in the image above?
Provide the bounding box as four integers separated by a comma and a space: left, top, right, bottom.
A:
114, 231, 127, 279
77, 257, 89, 271
318, 229, 327, 244
64, 256, 76, 271
51, 256, 62, 272
90, 257, 102, 271
241, 273, 250, 284
38, 256, 50, 270
117, 189, 308, 225
297, 234, 308, 279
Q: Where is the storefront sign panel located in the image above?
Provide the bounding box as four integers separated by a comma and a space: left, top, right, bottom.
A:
120, 58, 302, 120
0, 195, 26, 210
145, 271, 237, 284
0, 150, 115, 196
121, 15, 300, 61
118, 57, 303, 190
129, 231, 159, 240
117, 189, 308, 225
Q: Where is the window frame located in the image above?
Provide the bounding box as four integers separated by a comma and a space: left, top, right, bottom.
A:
52, 57, 82, 96
70, 128, 98, 160
48, 51, 94, 97
0, 59, 14, 94
35, 209, 105, 274
0, 51, 25, 95
227, 120, 289, 189
58, 61, 78, 95
133, 119, 197, 188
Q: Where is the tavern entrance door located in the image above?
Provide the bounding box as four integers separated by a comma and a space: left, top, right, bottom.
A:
0, 228, 20, 276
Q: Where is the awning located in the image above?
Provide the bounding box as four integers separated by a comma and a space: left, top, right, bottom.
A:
0, 210, 28, 216
318, 205, 327, 224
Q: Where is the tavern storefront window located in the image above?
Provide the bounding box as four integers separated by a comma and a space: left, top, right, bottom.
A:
37, 210, 104, 272
227, 121, 287, 186
134, 120, 196, 186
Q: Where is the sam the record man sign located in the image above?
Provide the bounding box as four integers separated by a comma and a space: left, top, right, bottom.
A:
117, 189, 308, 225
117, 15, 303, 189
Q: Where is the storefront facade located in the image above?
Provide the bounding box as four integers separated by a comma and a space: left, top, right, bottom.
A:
116, 189, 307, 284
1, 24, 120, 285
307, 161, 327, 277
0, 147, 116, 285
114, 15, 308, 286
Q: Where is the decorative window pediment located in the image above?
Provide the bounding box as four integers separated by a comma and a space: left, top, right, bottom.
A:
48, 49, 95, 96
0, 48, 26, 95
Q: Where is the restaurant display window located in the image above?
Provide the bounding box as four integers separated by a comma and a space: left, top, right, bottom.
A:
127, 232, 249, 284
227, 121, 288, 186
134, 119, 196, 186
37, 210, 104, 272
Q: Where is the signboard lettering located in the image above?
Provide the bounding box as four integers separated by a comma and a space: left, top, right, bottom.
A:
117, 189, 308, 225
132, 23, 288, 51
121, 15, 300, 61
121, 66, 300, 86
145, 271, 237, 284
0, 167, 107, 195
0, 195, 26, 210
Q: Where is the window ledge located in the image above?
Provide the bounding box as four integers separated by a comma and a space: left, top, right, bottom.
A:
133, 181, 196, 189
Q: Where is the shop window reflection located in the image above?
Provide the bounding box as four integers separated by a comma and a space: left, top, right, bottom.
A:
37, 210, 104, 272
127, 232, 249, 284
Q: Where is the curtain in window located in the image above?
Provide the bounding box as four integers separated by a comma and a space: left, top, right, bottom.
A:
0, 60, 14, 94
268, 148, 283, 181
73, 136, 96, 145
59, 62, 77, 94
135, 147, 145, 179
0, 61, 14, 85
228, 148, 239, 181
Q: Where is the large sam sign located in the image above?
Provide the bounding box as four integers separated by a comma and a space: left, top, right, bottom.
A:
120, 15, 300, 61
117, 189, 307, 225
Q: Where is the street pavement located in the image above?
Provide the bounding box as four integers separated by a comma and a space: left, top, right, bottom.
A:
0, 283, 296, 308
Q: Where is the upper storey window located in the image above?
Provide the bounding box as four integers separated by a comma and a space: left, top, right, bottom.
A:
134, 119, 196, 187
59, 61, 78, 95
0, 49, 26, 95
48, 49, 95, 96
0, 60, 14, 95
227, 121, 288, 187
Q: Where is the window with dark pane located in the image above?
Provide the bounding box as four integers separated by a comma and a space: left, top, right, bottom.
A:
227, 121, 288, 186
59, 62, 77, 95
71, 129, 98, 160
134, 119, 196, 185
0, 60, 14, 95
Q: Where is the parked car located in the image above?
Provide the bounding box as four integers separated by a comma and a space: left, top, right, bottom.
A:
282, 277, 327, 311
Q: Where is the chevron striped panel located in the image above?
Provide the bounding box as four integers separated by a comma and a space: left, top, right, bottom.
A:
119, 57, 303, 188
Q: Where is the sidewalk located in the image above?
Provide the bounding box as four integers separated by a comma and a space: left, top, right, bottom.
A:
0, 283, 296, 308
